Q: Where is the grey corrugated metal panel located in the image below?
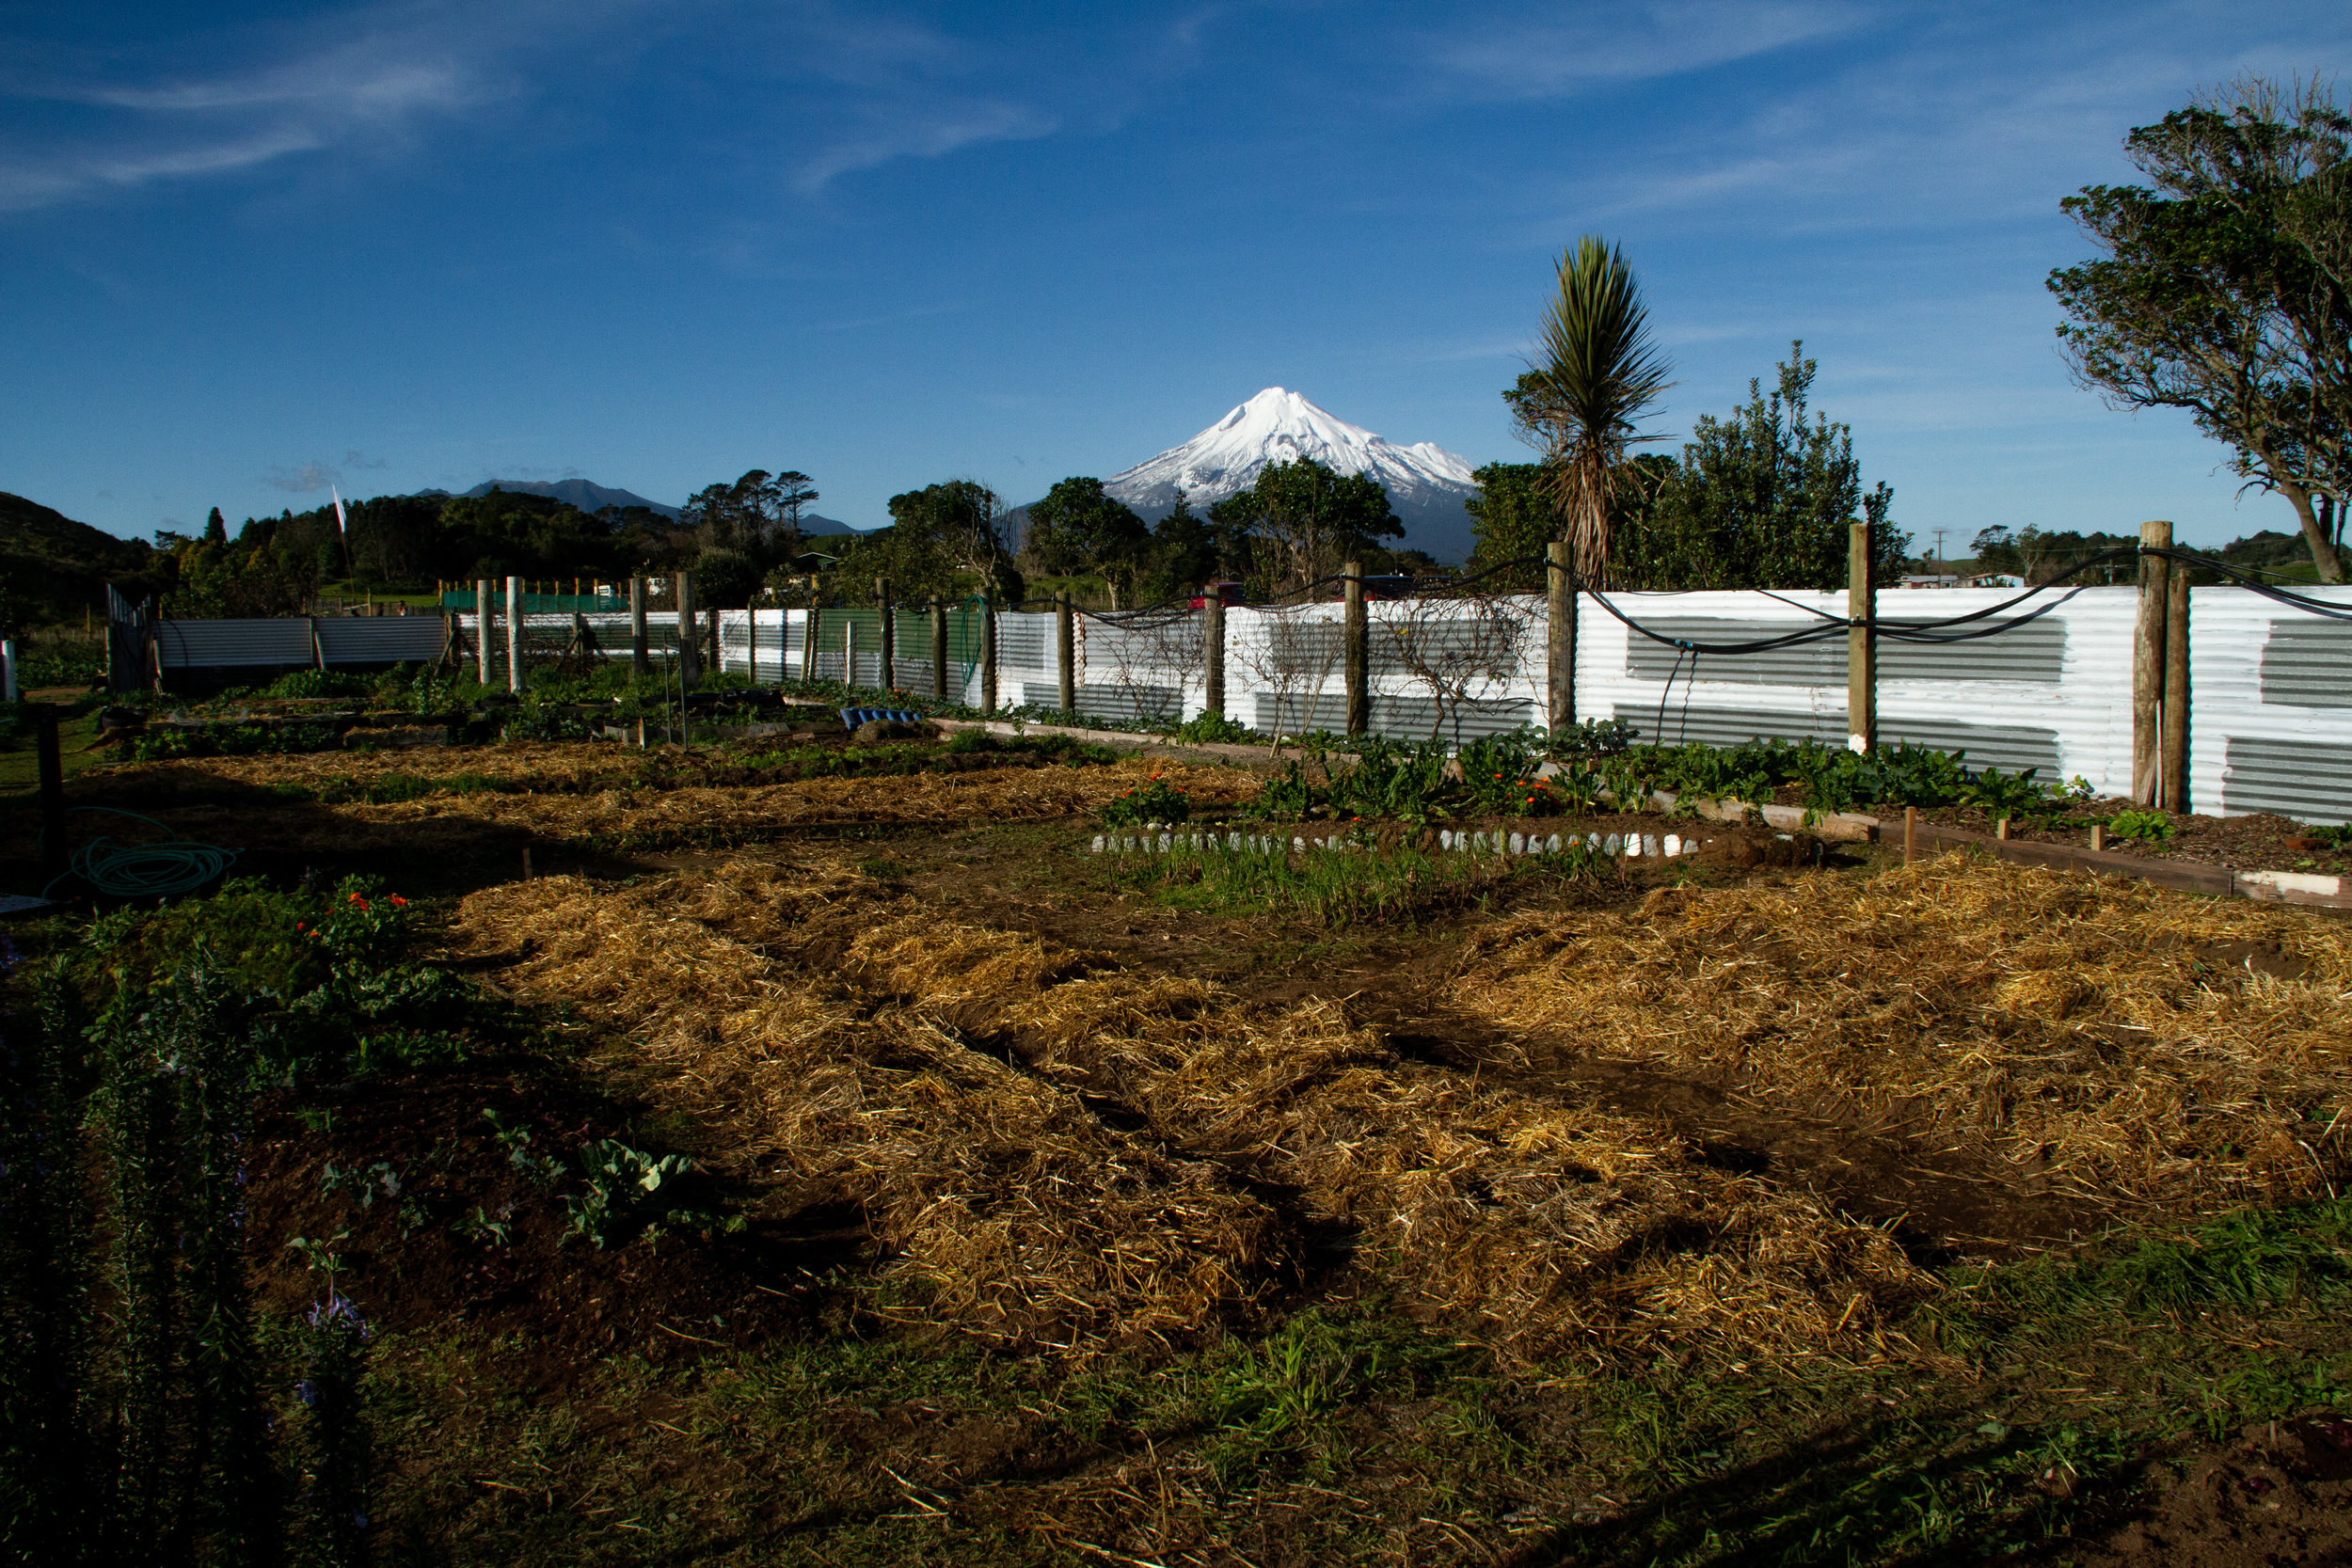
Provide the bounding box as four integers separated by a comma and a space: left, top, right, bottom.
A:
1874, 719, 2062, 777
1075, 683, 1183, 725
156, 619, 315, 668
1369, 695, 1532, 742
1253, 691, 1355, 735
1085, 621, 1201, 689
1366, 615, 1535, 679
314, 617, 449, 665
1611, 702, 1845, 749
996, 614, 1052, 673
2257, 621, 2352, 707
1623, 621, 1844, 687
1874, 621, 2064, 683
2221, 736, 2352, 824
2187, 585, 2352, 817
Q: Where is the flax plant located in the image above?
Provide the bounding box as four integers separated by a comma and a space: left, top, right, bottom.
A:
1511, 236, 1675, 588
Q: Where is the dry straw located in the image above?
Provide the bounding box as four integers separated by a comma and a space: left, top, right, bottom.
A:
1456, 853, 2352, 1215
450, 867, 1286, 1354
475, 859, 1936, 1367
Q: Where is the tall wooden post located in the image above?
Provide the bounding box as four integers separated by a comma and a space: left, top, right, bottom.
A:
981, 591, 999, 714
1202, 590, 1225, 721
803, 604, 819, 684
930, 601, 949, 702
1057, 591, 1076, 714
676, 570, 700, 689
629, 576, 648, 677
475, 578, 493, 685
843, 617, 857, 688
1847, 519, 1877, 754
504, 575, 523, 693
2163, 560, 2191, 812
877, 579, 896, 690
1545, 541, 1574, 735
1343, 561, 1368, 736
2133, 521, 2171, 807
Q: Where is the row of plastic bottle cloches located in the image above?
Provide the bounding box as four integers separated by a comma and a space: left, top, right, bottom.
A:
1088, 827, 1703, 858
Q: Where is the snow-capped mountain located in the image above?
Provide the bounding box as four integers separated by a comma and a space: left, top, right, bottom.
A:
1103, 388, 1483, 562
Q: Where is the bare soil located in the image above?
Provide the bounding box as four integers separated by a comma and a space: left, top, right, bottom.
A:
1910, 800, 2344, 878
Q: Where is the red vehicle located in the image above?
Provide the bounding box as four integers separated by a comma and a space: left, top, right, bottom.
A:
1188, 581, 1246, 609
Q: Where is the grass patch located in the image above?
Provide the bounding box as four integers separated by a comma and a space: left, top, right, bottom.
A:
1111, 837, 1611, 927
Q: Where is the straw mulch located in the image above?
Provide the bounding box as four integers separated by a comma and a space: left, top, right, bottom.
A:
540, 860, 1936, 1368
1455, 854, 2352, 1216
93, 752, 1258, 858
448, 868, 1287, 1355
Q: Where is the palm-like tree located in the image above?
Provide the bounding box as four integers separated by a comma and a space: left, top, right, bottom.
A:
1514, 236, 1674, 587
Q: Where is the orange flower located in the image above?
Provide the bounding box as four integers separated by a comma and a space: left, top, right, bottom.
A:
389, 895, 407, 907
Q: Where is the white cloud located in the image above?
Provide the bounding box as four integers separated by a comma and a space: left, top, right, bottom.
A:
0, 4, 552, 214
793, 100, 1057, 193
264, 459, 341, 494
1432, 0, 1872, 99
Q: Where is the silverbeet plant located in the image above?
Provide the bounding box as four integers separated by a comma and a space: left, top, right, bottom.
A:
562, 1138, 728, 1249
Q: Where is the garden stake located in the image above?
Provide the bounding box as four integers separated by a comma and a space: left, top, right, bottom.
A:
1904, 805, 1916, 865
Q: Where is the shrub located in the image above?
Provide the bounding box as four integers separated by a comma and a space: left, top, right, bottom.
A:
1165, 712, 1256, 746
1102, 774, 1193, 826
2107, 808, 2175, 843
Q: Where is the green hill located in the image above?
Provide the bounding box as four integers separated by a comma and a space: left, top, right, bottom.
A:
0, 491, 163, 630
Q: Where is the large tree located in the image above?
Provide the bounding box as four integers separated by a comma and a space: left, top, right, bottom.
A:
1209, 456, 1401, 591
1620, 344, 1903, 591
1023, 477, 1151, 605
1506, 235, 1674, 587
1467, 454, 1677, 588
2049, 76, 2352, 580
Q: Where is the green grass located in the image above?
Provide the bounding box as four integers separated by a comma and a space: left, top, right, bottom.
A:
1109, 836, 1611, 927
341, 1195, 2352, 1565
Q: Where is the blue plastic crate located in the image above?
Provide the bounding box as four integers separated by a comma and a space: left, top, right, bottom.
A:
839, 706, 924, 730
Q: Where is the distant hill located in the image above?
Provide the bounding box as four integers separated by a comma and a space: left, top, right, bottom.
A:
0, 490, 162, 626
448, 479, 866, 537
457, 479, 680, 518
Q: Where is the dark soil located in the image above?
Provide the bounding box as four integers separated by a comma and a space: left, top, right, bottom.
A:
1909, 800, 2346, 878
2061, 1414, 2352, 1567
243, 1066, 863, 1387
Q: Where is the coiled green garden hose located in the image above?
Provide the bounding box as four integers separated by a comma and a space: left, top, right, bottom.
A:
40, 807, 241, 899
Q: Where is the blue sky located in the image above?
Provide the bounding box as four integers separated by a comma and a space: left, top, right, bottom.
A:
3, 0, 2346, 553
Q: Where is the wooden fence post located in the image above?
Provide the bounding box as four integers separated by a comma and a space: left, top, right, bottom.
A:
629, 576, 648, 678
2164, 558, 2190, 812
1057, 591, 1077, 714
1202, 591, 1224, 721
843, 617, 857, 689
475, 578, 493, 686
981, 591, 998, 714
2133, 521, 2171, 807
676, 570, 700, 689
803, 604, 819, 684
1847, 519, 1876, 754
930, 601, 948, 702
1545, 541, 1573, 735
877, 579, 896, 690
504, 576, 522, 694
1343, 561, 1368, 736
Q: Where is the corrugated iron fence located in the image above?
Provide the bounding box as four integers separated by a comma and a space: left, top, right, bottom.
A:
159, 582, 2352, 820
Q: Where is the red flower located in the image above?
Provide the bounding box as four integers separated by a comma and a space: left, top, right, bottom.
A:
389, 895, 407, 907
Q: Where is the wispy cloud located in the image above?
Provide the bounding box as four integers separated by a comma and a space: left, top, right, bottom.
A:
1431, 0, 1872, 99
0, 3, 559, 214
262, 450, 388, 493
792, 99, 1057, 193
